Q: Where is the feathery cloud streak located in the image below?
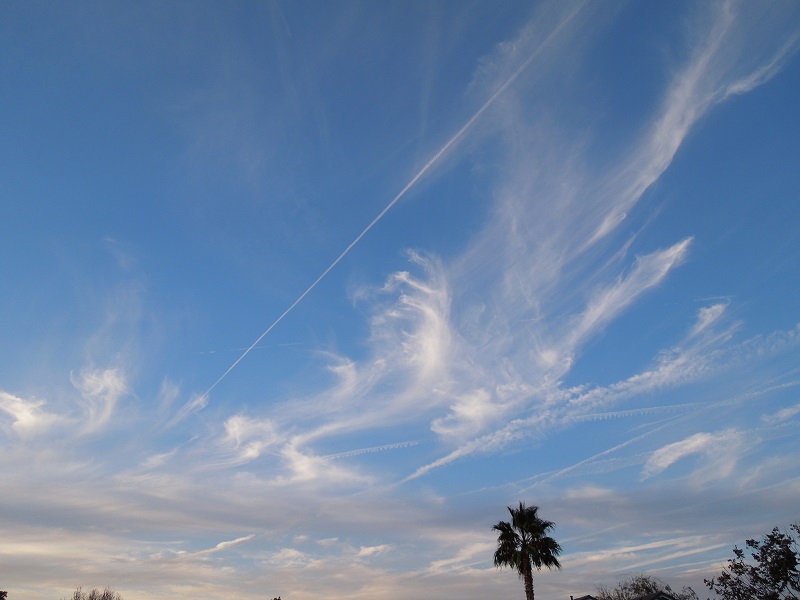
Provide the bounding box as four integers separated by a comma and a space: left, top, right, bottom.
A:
189, 2, 589, 410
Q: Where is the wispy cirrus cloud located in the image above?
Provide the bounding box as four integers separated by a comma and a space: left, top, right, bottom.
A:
70, 367, 128, 433
762, 400, 800, 424
0, 392, 63, 437
559, 238, 692, 363
221, 414, 280, 464
190, 534, 256, 557
407, 307, 799, 482
642, 430, 744, 480
392, 2, 800, 485
132, 1, 799, 501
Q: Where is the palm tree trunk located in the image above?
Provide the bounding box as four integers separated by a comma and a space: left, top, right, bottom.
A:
523, 561, 534, 600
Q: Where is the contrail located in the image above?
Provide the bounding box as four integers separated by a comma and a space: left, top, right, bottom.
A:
322, 440, 419, 461
194, 5, 584, 406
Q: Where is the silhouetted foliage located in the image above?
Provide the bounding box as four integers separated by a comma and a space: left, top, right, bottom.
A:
64, 588, 122, 600
596, 573, 698, 600
705, 523, 800, 600
493, 501, 562, 600
1, 591, 7, 600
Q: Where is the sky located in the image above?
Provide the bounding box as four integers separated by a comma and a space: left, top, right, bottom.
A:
1, 1, 800, 599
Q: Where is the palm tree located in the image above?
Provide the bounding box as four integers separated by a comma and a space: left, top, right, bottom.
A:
493, 501, 562, 600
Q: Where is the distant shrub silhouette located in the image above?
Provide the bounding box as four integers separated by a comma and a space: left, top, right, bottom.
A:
64, 588, 122, 600
596, 573, 697, 600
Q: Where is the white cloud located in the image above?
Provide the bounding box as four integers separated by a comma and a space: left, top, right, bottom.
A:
690, 303, 729, 338
274, 442, 371, 487
410, 316, 800, 482
194, 534, 255, 556
70, 368, 128, 432
375, 251, 453, 386
170, 392, 209, 426
565, 239, 691, 351
762, 401, 800, 424
222, 414, 280, 464
268, 547, 310, 568
432, 388, 495, 439
425, 541, 496, 575
0, 391, 62, 437
642, 430, 743, 480
565, 534, 728, 573
400, 2, 798, 476
140, 450, 178, 470
266, 251, 456, 450
157, 378, 181, 412
356, 544, 391, 558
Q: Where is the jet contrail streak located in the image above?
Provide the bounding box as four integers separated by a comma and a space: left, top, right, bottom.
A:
322, 440, 419, 461
195, 5, 584, 405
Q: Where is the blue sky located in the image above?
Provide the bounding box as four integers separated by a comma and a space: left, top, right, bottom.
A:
2, 1, 799, 599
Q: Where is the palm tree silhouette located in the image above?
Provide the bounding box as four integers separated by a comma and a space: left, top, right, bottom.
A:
492, 501, 562, 600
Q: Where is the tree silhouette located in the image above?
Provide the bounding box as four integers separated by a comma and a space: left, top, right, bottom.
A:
705, 523, 800, 600
493, 501, 562, 600
64, 588, 122, 600
596, 573, 698, 600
